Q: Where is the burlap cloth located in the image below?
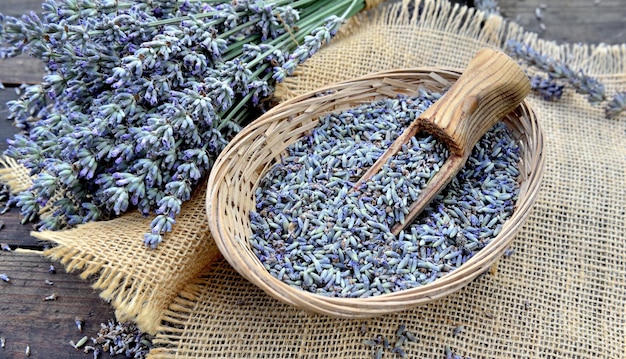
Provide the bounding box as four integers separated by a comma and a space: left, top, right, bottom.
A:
1, 0, 625, 357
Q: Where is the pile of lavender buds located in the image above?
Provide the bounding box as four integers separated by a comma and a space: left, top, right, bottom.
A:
250, 90, 521, 298
0, 0, 365, 248
76, 320, 152, 358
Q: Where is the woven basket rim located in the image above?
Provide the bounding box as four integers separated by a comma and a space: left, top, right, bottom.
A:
207, 67, 545, 317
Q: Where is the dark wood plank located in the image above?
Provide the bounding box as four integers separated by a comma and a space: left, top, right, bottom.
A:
498, 0, 626, 45
0, 88, 43, 249
0, 210, 41, 249
0, 75, 119, 359
0, 252, 118, 359
0, 0, 44, 16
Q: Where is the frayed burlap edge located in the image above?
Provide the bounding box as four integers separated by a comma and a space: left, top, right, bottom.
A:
33, 177, 223, 334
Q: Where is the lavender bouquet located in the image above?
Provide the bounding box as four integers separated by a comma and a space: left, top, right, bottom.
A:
0, 0, 366, 248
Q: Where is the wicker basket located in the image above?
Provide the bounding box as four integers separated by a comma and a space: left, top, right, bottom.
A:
206, 68, 545, 318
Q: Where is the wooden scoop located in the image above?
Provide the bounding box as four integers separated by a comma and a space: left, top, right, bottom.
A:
354, 48, 531, 235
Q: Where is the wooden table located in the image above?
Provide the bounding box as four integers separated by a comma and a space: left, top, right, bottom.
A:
0, 0, 624, 358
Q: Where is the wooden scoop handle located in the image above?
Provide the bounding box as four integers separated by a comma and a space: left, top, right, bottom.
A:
353, 48, 531, 235
386, 49, 530, 235
355, 48, 530, 190
419, 48, 531, 157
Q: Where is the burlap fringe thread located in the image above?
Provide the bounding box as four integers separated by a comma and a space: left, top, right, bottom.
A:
0, 156, 31, 193
1, 0, 625, 357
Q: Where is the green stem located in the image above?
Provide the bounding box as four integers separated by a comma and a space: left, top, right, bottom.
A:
218, 70, 273, 129
222, 34, 262, 62
243, 0, 360, 69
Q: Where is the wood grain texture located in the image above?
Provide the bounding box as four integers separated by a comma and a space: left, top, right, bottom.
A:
498, 0, 626, 45
0, 0, 623, 357
0, 252, 118, 359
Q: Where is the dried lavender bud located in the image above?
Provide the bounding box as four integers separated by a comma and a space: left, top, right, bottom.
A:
0, 0, 367, 248
506, 39, 606, 104
605, 91, 626, 119
530, 75, 564, 101
250, 91, 521, 298
43, 293, 58, 301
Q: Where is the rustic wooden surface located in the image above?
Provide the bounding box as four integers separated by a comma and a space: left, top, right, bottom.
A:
498, 0, 626, 45
0, 0, 624, 358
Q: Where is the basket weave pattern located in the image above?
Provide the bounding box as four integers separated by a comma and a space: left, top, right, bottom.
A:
206, 68, 545, 317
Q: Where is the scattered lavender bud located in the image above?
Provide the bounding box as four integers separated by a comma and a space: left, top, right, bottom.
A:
80, 319, 152, 358
74, 336, 89, 349
43, 293, 58, 301
0, 243, 10, 251
48, 264, 56, 274
530, 75, 564, 101
0, 273, 10, 283
404, 331, 418, 343
445, 345, 471, 359
391, 346, 407, 358
453, 325, 465, 336
396, 324, 407, 337
45, 279, 54, 285
363, 339, 378, 347
474, 0, 501, 15
360, 322, 368, 335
